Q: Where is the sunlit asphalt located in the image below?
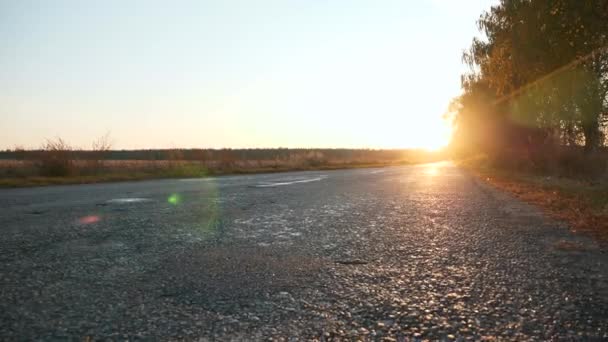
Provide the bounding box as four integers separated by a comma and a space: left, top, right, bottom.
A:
1, 162, 607, 339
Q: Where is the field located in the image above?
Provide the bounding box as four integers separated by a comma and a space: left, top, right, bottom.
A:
0, 148, 445, 187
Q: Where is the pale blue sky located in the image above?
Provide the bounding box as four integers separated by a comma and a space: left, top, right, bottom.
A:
1, 0, 496, 149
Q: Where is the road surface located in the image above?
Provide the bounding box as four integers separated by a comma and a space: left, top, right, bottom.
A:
1, 162, 607, 340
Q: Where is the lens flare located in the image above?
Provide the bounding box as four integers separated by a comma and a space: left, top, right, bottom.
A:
168, 193, 181, 205
193, 181, 222, 239
78, 215, 101, 224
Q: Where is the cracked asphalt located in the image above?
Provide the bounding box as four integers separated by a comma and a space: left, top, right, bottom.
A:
1, 162, 607, 340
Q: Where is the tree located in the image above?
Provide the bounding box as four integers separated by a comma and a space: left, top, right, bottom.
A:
454, 0, 608, 155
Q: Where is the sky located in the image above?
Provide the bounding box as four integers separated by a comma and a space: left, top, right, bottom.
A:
0, 0, 497, 150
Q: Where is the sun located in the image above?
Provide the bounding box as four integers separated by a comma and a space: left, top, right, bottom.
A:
417, 129, 451, 151
405, 115, 453, 151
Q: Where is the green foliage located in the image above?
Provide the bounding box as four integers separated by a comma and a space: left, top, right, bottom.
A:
453, 0, 608, 159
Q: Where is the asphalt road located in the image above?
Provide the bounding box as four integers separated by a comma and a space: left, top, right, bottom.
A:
1, 162, 607, 340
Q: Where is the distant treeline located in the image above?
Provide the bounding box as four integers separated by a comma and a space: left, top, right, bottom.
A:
0, 148, 437, 162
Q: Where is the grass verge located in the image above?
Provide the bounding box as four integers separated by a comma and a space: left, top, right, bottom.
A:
0, 161, 411, 188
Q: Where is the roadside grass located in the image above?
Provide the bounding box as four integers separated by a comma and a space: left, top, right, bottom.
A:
460, 155, 608, 243
0, 159, 416, 188
1, 136, 447, 188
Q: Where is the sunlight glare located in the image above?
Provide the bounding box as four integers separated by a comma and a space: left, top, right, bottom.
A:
395, 111, 452, 151
425, 166, 440, 176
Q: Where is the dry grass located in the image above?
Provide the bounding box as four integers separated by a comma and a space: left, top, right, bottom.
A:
0, 139, 445, 187
0, 158, 414, 188
0, 159, 207, 187
0, 132, 444, 187
37, 137, 74, 177
461, 155, 608, 243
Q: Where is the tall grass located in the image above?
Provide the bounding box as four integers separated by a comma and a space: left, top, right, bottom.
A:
0, 137, 447, 186
37, 138, 74, 177
84, 132, 112, 174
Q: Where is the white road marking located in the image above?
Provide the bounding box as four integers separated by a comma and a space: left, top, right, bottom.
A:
106, 198, 151, 204
178, 178, 216, 182
254, 176, 327, 188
